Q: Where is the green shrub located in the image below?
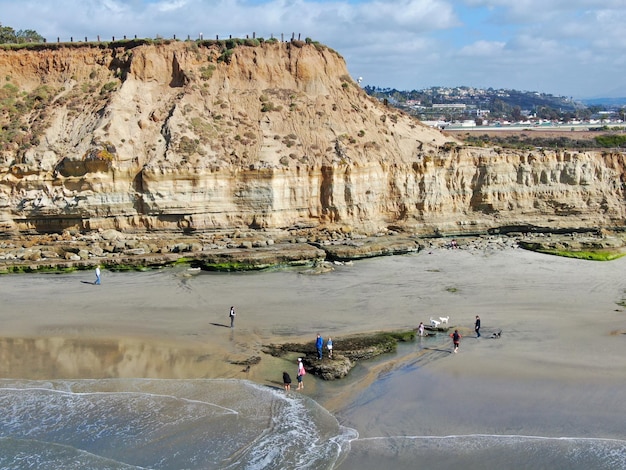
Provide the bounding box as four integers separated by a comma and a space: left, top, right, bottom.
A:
595, 134, 626, 148
200, 64, 216, 80
101, 81, 118, 93
218, 49, 234, 64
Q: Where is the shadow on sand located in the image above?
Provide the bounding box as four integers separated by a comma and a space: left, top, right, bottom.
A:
210, 322, 231, 329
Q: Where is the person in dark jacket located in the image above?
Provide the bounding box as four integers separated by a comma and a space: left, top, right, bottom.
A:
450, 329, 462, 353
283, 372, 292, 392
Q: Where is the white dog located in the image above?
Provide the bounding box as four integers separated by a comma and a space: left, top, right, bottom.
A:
439, 316, 449, 325
430, 317, 441, 328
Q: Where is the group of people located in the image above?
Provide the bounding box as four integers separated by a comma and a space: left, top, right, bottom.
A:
315, 333, 333, 360
449, 315, 481, 353
283, 333, 334, 392
283, 357, 307, 392
416, 315, 482, 354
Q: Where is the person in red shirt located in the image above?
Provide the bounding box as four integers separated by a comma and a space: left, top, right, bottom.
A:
450, 329, 461, 353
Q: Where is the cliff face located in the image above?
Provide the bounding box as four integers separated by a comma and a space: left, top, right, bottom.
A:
1, 40, 625, 236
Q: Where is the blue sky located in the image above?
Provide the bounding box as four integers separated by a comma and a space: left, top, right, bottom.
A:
1, 0, 625, 98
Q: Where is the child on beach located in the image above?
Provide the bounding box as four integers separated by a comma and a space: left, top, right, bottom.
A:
450, 329, 461, 353
283, 372, 292, 392
326, 338, 333, 358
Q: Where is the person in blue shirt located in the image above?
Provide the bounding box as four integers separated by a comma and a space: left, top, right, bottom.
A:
316, 333, 323, 360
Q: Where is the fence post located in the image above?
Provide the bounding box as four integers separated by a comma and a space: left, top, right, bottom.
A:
253, 32, 256, 39
97, 35, 100, 42
85, 36, 87, 42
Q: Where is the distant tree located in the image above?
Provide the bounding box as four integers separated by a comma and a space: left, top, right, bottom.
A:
15, 29, 44, 43
0, 23, 16, 43
491, 98, 511, 118
511, 106, 523, 122
537, 106, 559, 121
576, 108, 592, 120
0, 22, 43, 43
588, 105, 606, 114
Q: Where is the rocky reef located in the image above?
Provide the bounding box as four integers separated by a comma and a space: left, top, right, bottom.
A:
263, 330, 416, 380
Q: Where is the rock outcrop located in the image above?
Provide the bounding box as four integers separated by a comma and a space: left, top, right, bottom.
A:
1, 39, 625, 238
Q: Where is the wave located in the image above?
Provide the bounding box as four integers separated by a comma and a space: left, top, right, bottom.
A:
0, 378, 356, 470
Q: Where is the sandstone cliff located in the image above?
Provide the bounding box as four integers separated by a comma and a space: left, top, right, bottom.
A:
1, 39, 625, 236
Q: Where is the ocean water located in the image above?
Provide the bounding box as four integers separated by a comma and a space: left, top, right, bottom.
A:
0, 379, 356, 469
2, 373, 625, 469
333, 345, 626, 470
2, 248, 626, 468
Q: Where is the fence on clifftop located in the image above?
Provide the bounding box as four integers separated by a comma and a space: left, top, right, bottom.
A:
47, 32, 305, 45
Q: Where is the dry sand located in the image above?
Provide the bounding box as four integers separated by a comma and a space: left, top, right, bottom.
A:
1, 246, 626, 428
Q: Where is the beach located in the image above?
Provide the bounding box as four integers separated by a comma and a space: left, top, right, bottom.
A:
1, 245, 626, 468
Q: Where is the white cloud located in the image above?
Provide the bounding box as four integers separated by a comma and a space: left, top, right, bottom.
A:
154, 0, 189, 13
0, 0, 624, 97
458, 40, 505, 57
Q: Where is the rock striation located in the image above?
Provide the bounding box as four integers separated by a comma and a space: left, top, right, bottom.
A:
1, 39, 625, 241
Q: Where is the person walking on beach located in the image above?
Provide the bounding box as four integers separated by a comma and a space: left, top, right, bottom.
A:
326, 337, 333, 359
316, 334, 324, 360
229, 306, 236, 328
418, 322, 424, 337
475, 315, 481, 338
283, 371, 292, 392
296, 358, 306, 390
94, 266, 101, 285
450, 329, 461, 353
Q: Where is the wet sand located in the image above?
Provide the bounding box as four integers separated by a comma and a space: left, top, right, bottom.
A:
2, 247, 626, 443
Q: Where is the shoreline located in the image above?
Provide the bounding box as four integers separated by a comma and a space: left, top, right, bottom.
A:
2, 246, 625, 402
2, 244, 626, 469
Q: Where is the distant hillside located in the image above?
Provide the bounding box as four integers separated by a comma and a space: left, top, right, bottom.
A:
581, 97, 626, 107
363, 86, 582, 114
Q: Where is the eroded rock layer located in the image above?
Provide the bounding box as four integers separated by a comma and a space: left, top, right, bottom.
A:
1, 40, 625, 236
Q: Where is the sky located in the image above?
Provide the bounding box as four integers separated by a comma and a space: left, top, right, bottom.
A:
1, 0, 625, 99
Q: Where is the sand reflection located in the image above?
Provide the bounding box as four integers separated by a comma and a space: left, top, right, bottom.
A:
0, 337, 216, 380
